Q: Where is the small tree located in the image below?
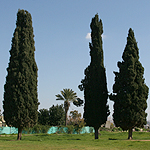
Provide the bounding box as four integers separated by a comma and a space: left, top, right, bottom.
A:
68, 110, 83, 125
68, 110, 85, 134
79, 14, 110, 139
56, 89, 77, 126
38, 104, 65, 126
3, 10, 39, 140
49, 104, 65, 126
110, 28, 149, 139
38, 109, 50, 125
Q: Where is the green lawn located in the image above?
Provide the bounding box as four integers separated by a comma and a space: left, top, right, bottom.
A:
0, 131, 150, 150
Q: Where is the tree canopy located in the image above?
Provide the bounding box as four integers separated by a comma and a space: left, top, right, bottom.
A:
3, 9, 39, 140
110, 28, 149, 139
49, 104, 65, 126
79, 14, 109, 139
38, 104, 65, 126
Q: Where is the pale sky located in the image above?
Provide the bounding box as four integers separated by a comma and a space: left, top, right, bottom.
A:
1, 0, 150, 120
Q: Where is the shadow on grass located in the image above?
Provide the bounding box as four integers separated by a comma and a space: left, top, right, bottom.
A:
108, 138, 117, 140
67, 138, 81, 140
35, 134, 50, 136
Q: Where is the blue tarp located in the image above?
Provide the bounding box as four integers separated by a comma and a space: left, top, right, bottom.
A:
0, 127, 18, 134
0, 126, 94, 134
47, 126, 58, 134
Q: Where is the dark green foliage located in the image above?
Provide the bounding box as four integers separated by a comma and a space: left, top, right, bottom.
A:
23, 124, 50, 134
49, 104, 65, 126
38, 109, 50, 125
78, 14, 109, 139
3, 10, 39, 139
73, 98, 84, 107
32, 124, 50, 133
110, 28, 149, 139
38, 104, 65, 126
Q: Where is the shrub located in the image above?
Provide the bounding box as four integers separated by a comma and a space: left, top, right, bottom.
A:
66, 125, 74, 134
134, 127, 141, 132
23, 124, 50, 134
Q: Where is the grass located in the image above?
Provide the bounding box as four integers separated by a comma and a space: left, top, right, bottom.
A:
0, 131, 150, 150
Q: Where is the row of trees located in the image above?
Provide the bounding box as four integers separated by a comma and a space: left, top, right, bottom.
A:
2, 9, 83, 140
38, 105, 84, 128
79, 14, 149, 139
2, 9, 149, 140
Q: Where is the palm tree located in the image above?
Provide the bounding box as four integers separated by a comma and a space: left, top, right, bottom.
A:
56, 89, 77, 126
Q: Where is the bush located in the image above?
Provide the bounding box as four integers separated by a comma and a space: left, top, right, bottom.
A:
99, 127, 111, 132
110, 123, 114, 129
57, 126, 67, 134
111, 127, 123, 132
66, 125, 74, 134
23, 124, 50, 134
134, 127, 141, 132
89, 127, 94, 133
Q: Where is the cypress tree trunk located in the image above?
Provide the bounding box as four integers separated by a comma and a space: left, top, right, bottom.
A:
128, 128, 133, 140
17, 127, 23, 140
94, 127, 99, 139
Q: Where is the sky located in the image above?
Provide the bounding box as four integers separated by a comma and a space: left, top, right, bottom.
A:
1, 0, 150, 121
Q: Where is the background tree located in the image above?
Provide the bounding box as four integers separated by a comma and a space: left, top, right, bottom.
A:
73, 98, 84, 107
38, 104, 65, 126
79, 14, 110, 139
3, 9, 39, 140
68, 110, 86, 134
68, 110, 82, 125
49, 104, 65, 126
38, 109, 50, 125
110, 28, 149, 139
56, 88, 77, 126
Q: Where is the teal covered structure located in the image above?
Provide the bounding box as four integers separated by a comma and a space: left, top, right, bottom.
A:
0, 126, 94, 134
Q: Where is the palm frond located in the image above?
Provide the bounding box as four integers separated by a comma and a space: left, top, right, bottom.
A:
56, 88, 77, 102
55, 94, 64, 101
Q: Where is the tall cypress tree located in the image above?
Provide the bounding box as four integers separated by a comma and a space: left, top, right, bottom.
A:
79, 14, 109, 139
110, 28, 149, 139
3, 9, 39, 140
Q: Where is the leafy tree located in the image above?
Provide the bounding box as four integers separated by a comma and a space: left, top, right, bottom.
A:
68, 110, 82, 125
68, 110, 86, 134
79, 14, 110, 139
38, 109, 50, 125
110, 28, 149, 139
56, 89, 77, 126
3, 9, 39, 140
73, 98, 84, 107
38, 104, 65, 126
49, 104, 65, 126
